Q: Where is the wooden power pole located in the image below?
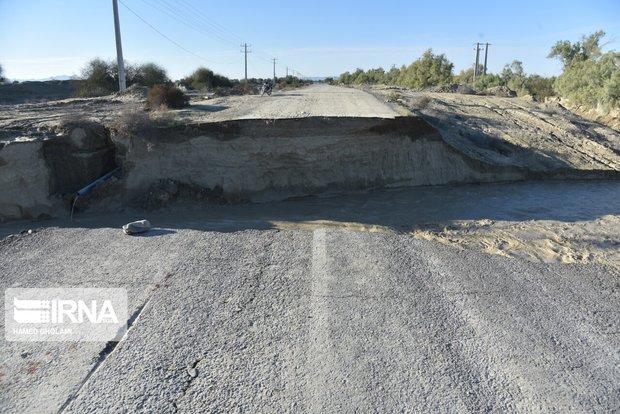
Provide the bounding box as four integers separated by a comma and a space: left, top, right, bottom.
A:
483, 43, 490, 75
473, 42, 481, 82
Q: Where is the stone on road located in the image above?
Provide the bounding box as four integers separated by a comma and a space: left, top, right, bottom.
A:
1, 226, 618, 413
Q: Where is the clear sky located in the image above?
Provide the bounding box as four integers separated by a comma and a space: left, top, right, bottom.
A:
1, 0, 619, 81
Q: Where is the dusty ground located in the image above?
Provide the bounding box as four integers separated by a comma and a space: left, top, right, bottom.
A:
0, 84, 397, 137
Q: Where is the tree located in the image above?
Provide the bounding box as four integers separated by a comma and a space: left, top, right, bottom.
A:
78, 58, 172, 96
338, 71, 353, 84
79, 58, 116, 96
0, 63, 4, 82
181, 67, 232, 90
548, 30, 605, 68
397, 49, 454, 88
132, 63, 169, 87
385, 66, 401, 84
501, 60, 527, 93
549, 31, 619, 110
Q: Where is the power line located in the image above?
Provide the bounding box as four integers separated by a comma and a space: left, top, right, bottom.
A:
145, 0, 240, 47
174, 0, 246, 45
120, 0, 303, 79
118, 0, 224, 64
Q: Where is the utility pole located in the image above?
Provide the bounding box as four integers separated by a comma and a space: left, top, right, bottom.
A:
240, 43, 251, 82
272, 58, 277, 82
473, 42, 481, 82
112, 0, 126, 92
483, 43, 490, 75
286, 66, 289, 77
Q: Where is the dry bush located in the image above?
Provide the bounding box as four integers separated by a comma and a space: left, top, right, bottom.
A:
386, 91, 401, 101
411, 95, 432, 109
146, 84, 189, 110
112, 109, 153, 136
231, 82, 255, 95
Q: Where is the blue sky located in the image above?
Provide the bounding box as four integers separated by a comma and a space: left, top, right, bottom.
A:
1, 0, 619, 81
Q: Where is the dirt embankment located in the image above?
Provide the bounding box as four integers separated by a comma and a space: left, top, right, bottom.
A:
0, 84, 619, 221
369, 86, 620, 172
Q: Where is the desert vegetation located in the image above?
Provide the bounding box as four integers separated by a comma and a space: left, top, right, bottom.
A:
339, 49, 453, 89
146, 84, 189, 110
337, 31, 619, 111
78, 58, 169, 96
180, 67, 233, 90
548, 31, 620, 110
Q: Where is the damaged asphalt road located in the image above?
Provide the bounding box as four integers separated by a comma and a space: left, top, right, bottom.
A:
1, 226, 619, 413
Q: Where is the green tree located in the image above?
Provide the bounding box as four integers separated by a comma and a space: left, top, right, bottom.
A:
338, 71, 352, 84
385, 66, 401, 84
181, 67, 232, 90
78, 58, 116, 96
523, 75, 556, 100
554, 51, 620, 108
501, 60, 527, 93
132, 63, 169, 87
397, 49, 454, 89
548, 30, 605, 68
549, 31, 619, 109
350, 68, 367, 84
473, 73, 502, 90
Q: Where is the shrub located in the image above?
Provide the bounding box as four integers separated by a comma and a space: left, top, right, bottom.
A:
146, 84, 189, 110
473, 74, 502, 90
78, 58, 116, 96
130, 63, 169, 87
77, 58, 170, 96
112, 110, 153, 136
338, 50, 454, 89
231, 81, 255, 95
549, 31, 620, 110
396, 49, 454, 89
181, 67, 232, 90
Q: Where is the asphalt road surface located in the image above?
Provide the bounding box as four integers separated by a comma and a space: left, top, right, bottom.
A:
1, 224, 618, 413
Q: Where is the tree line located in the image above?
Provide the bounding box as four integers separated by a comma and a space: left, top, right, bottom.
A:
74, 58, 308, 97
336, 31, 619, 110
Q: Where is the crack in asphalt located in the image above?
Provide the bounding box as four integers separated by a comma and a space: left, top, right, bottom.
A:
56, 272, 175, 413
56, 299, 152, 414
171, 358, 203, 413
